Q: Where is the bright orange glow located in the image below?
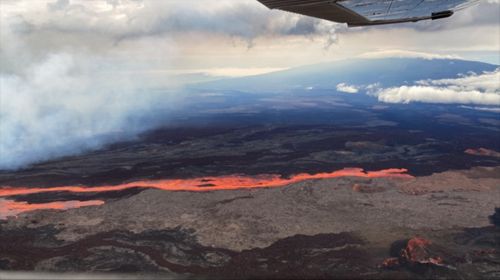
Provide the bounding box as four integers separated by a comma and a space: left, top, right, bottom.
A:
0, 168, 412, 198
0, 168, 412, 218
0, 199, 105, 219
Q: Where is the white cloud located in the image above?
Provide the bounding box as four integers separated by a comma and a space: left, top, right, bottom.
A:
0, 0, 344, 48
377, 86, 500, 105
336, 83, 359, 93
376, 70, 500, 106
417, 70, 500, 94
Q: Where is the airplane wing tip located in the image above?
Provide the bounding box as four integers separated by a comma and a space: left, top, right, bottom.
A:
257, 0, 476, 27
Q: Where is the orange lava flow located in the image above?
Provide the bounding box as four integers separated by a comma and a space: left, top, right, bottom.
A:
0, 168, 413, 218
0, 199, 105, 219
0, 168, 413, 198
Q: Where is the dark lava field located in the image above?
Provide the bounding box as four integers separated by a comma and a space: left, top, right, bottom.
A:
1, 73, 499, 279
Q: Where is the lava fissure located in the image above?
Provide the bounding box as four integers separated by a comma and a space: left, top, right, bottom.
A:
0, 168, 412, 218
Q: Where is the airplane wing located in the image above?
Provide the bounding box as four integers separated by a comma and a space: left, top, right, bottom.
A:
257, 0, 480, 27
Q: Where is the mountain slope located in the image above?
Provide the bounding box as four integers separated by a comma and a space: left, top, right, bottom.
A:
192, 58, 498, 92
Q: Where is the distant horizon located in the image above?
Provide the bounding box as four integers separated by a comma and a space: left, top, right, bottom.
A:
179, 52, 500, 80
90, 52, 500, 83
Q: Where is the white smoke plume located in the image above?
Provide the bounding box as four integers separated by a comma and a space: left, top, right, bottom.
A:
0, 52, 182, 170
0, 8, 182, 170
0, 0, 345, 170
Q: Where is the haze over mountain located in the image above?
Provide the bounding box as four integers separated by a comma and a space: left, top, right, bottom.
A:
194, 57, 498, 93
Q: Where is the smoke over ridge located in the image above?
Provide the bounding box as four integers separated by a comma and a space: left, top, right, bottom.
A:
0, 52, 184, 170
0, 0, 348, 170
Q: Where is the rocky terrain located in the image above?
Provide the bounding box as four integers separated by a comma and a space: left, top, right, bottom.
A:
0, 99, 498, 279
0, 165, 499, 279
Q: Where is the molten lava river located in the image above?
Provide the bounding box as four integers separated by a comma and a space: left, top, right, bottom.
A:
0, 168, 413, 218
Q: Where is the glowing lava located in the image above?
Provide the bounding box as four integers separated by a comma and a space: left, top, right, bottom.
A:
0, 168, 413, 218
0, 168, 412, 197
0, 199, 105, 219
